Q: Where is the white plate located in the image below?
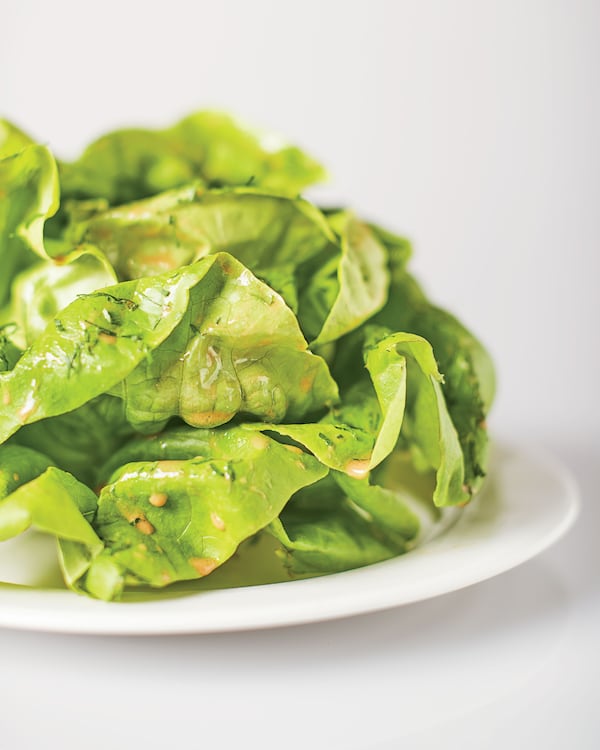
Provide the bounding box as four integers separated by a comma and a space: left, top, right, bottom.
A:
0, 442, 579, 635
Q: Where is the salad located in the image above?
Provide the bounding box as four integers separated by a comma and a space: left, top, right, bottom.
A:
0, 112, 494, 600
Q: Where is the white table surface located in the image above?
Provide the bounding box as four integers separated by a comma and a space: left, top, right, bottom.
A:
2, 1, 599, 747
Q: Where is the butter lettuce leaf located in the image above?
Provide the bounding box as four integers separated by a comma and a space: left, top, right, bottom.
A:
0, 258, 205, 442
306, 211, 389, 346
64, 190, 389, 347
59, 110, 326, 207
108, 254, 338, 431
96, 424, 421, 581
15, 395, 133, 487
67, 185, 336, 287
0, 121, 37, 159
92, 427, 328, 589
0, 111, 496, 600
252, 327, 467, 506
333, 472, 421, 537
0, 444, 55, 499
245, 330, 408, 475
0, 325, 21, 373
0, 126, 60, 305
7, 255, 117, 348
0, 252, 338, 442
0, 466, 98, 543
375, 271, 494, 496
0, 467, 111, 595
268, 476, 413, 576
97, 424, 235, 483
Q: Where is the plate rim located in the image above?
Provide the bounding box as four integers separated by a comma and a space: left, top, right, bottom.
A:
0, 442, 580, 635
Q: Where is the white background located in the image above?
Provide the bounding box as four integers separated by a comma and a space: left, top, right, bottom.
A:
1, 1, 599, 748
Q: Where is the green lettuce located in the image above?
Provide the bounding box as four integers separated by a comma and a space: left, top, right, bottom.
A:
89, 426, 327, 592
0, 325, 21, 373
0, 467, 106, 594
64, 186, 336, 282
247, 327, 466, 505
268, 476, 413, 576
374, 270, 494, 496
0, 125, 59, 306
0, 252, 338, 441
298, 211, 390, 345
62, 187, 389, 347
0, 121, 36, 159
7, 254, 117, 348
15, 395, 133, 487
0, 444, 55, 499
58, 110, 326, 206
0, 111, 495, 600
